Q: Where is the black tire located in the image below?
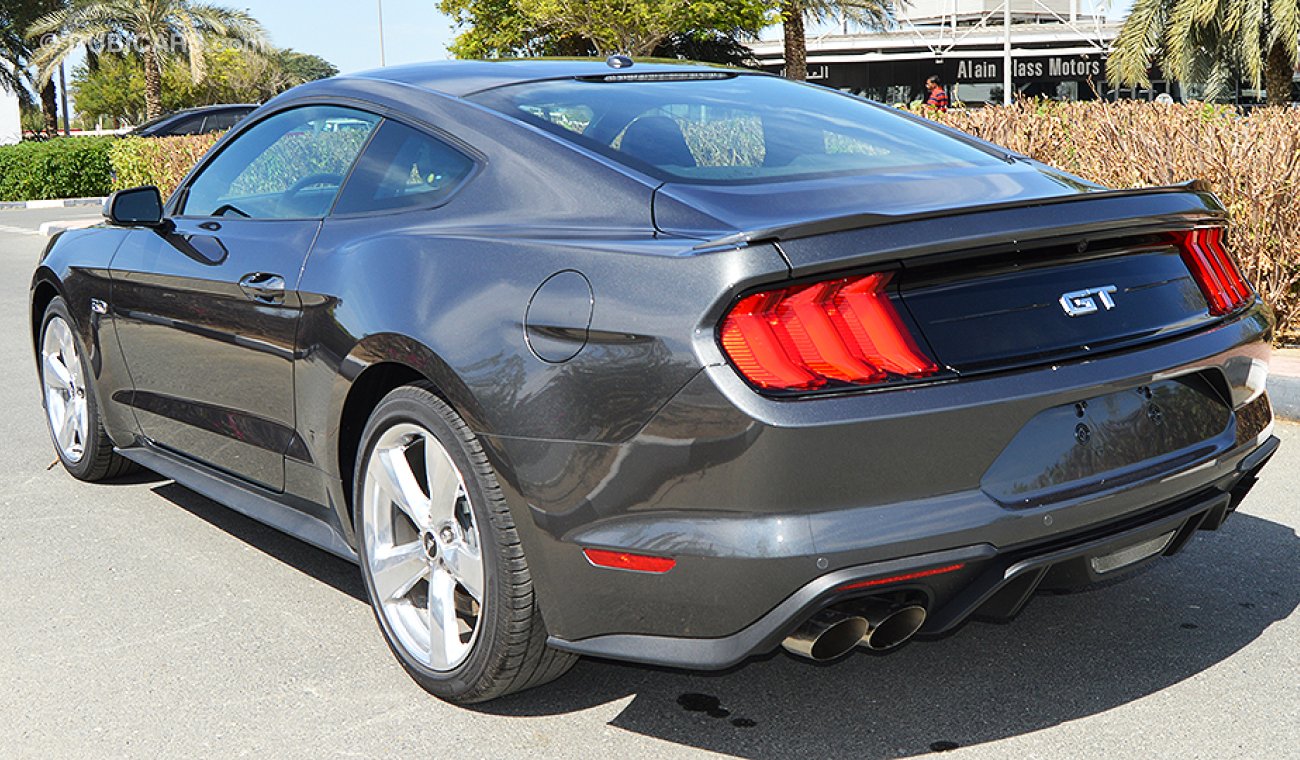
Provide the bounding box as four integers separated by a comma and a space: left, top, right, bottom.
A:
353, 384, 576, 703
38, 297, 138, 482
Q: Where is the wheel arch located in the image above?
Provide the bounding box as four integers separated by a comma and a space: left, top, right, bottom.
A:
31, 273, 63, 343
332, 333, 488, 526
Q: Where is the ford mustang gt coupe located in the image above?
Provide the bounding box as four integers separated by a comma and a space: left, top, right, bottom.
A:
31, 59, 1279, 703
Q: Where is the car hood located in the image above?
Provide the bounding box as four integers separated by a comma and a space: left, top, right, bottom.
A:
651, 160, 1102, 241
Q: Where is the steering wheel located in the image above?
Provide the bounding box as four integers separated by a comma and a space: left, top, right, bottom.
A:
282, 172, 344, 200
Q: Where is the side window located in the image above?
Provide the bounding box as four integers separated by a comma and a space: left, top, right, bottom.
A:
182, 105, 379, 219
332, 120, 475, 216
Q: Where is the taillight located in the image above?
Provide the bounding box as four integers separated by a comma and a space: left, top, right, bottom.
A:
1176, 227, 1252, 316
719, 271, 938, 393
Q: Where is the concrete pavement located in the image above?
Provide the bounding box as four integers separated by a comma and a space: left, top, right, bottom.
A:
1, 207, 1297, 759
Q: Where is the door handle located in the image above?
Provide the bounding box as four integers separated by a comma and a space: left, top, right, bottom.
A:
238, 272, 286, 303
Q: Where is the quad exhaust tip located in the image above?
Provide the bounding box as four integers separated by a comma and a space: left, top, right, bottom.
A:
781, 609, 869, 661
782, 601, 928, 661
852, 602, 928, 651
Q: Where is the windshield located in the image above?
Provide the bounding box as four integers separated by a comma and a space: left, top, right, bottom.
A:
469, 73, 1004, 184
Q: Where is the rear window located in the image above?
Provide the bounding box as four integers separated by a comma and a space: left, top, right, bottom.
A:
469, 73, 1003, 184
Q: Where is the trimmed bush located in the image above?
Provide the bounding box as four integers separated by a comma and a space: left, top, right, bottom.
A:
923, 101, 1300, 342
0, 138, 114, 202
109, 133, 223, 200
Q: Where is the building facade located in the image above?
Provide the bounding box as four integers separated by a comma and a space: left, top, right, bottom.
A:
750, 0, 1290, 106
0, 88, 21, 145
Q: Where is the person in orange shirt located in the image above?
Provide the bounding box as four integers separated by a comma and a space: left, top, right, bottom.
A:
924, 75, 949, 110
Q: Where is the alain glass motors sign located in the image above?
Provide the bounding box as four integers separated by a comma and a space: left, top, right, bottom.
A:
955, 56, 1104, 82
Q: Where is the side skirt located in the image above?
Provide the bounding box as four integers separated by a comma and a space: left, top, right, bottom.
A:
117, 443, 359, 563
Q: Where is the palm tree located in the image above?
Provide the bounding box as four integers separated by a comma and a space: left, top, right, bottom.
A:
2, 1, 64, 131
0, 17, 31, 99
1109, 0, 1299, 106
28, 0, 266, 119
780, 0, 897, 81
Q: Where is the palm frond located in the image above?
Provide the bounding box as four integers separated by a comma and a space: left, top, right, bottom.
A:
801, 0, 897, 31
1108, 0, 1167, 88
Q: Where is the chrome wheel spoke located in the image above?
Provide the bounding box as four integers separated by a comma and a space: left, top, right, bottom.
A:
443, 542, 484, 603
371, 541, 429, 601
43, 355, 73, 390
426, 567, 461, 670
376, 446, 430, 528
57, 402, 79, 452
424, 437, 461, 524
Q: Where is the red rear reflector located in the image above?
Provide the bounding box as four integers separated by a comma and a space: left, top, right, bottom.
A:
719, 271, 938, 392
835, 563, 966, 592
583, 548, 676, 573
1176, 228, 1252, 316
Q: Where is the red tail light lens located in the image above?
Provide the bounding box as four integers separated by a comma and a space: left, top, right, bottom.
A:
1176, 227, 1252, 316
583, 548, 676, 573
835, 563, 967, 592
719, 271, 939, 392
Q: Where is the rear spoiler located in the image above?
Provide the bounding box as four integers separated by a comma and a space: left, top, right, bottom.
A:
695, 180, 1222, 251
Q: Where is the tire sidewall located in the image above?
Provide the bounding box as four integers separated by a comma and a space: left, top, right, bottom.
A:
39, 297, 104, 480
353, 388, 509, 701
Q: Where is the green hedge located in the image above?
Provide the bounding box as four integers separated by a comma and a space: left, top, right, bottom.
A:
109, 133, 223, 199
0, 138, 115, 202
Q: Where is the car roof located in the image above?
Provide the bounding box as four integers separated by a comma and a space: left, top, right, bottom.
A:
337, 59, 752, 98
174, 104, 258, 114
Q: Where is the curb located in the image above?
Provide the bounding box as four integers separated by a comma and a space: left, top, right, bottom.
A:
39, 219, 100, 236
0, 197, 106, 210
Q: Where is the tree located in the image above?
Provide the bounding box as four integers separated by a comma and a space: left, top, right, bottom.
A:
71, 45, 338, 126
1109, 0, 1299, 106
1, 0, 65, 132
655, 30, 757, 66
275, 49, 338, 85
519, 0, 769, 57
28, 0, 266, 119
440, 0, 767, 61
439, 0, 586, 58
779, 1, 896, 81
1, 9, 31, 99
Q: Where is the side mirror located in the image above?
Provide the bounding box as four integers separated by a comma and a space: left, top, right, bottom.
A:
104, 186, 165, 227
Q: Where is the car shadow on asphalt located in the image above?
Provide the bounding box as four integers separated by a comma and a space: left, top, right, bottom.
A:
145, 480, 1298, 759
150, 482, 367, 603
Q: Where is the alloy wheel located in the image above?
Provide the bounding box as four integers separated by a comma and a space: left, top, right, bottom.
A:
42, 316, 88, 464
362, 423, 485, 671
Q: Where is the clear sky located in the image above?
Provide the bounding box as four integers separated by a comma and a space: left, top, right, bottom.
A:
234, 0, 458, 74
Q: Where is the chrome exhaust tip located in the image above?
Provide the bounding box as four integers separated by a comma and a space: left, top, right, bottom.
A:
846, 601, 928, 651
782, 609, 869, 661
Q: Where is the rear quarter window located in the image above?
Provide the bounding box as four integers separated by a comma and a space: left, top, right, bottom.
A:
332, 120, 476, 215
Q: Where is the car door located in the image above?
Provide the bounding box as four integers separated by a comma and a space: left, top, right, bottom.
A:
110, 104, 380, 491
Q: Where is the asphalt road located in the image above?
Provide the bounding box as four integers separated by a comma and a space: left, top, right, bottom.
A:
2, 208, 1297, 760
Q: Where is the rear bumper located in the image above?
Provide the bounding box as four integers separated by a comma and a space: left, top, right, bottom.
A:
548, 434, 1277, 669
482, 305, 1276, 662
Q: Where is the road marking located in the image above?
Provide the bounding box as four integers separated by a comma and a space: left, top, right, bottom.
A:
0, 224, 42, 236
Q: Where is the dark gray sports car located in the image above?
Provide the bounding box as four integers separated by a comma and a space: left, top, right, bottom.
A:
31, 59, 1278, 703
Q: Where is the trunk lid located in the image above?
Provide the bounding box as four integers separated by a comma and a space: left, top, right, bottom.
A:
896, 237, 1213, 373
669, 177, 1231, 378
